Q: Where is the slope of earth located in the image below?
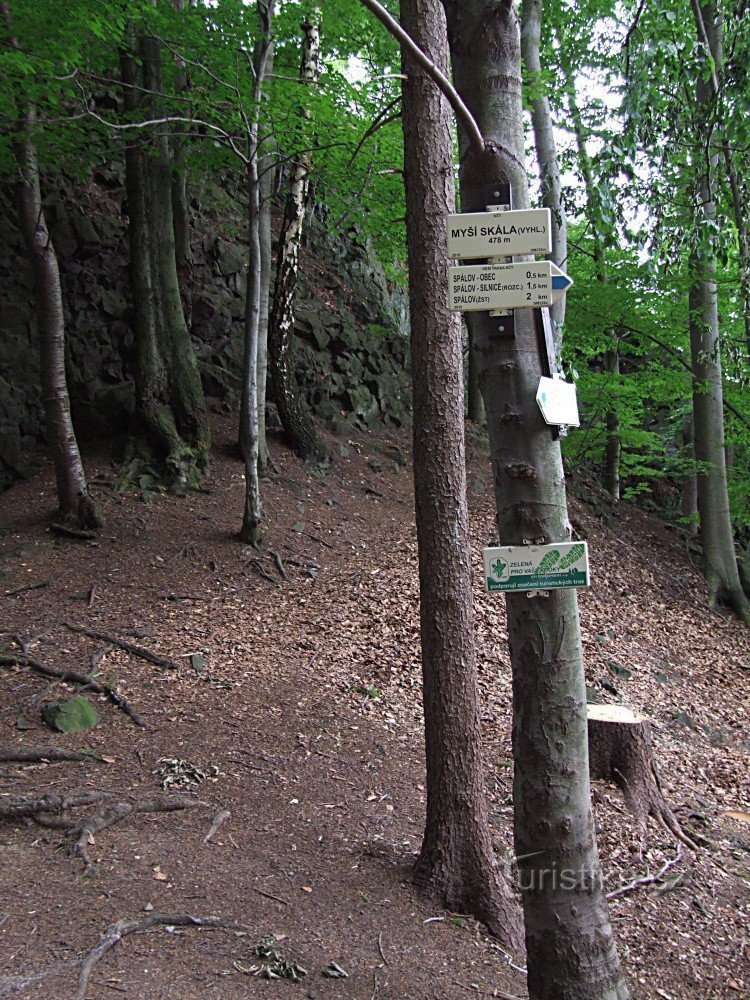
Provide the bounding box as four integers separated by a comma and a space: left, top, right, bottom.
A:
0, 417, 747, 999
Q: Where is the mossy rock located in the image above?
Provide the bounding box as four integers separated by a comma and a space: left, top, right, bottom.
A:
41, 696, 99, 733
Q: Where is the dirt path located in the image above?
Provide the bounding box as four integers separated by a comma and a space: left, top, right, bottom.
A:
0, 417, 748, 998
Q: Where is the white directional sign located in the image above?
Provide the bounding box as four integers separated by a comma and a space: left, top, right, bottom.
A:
448, 261, 573, 312
483, 542, 590, 593
447, 208, 552, 258
536, 376, 580, 427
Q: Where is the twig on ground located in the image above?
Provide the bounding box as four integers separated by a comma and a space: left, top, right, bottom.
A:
269, 550, 288, 581
87, 586, 96, 608
203, 808, 231, 844
250, 886, 289, 906
72, 796, 204, 875
0, 747, 104, 764
4, 581, 49, 597
377, 931, 387, 965
0, 653, 150, 729
64, 623, 180, 670
75, 914, 253, 1000
89, 646, 114, 674
606, 848, 683, 900
306, 532, 333, 549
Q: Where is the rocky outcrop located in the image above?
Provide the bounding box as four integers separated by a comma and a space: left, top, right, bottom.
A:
0, 172, 410, 489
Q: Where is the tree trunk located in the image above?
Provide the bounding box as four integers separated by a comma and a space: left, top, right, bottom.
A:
256, 97, 276, 474
466, 330, 485, 423
239, 1, 274, 546
559, 44, 621, 500
400, 0, 522, 952
442, 3, 629, 996
520, 0, 567, 349
122, 33, 210, 488
680, 416, 698, 536
1, 2, 100, 530
268, 12, 328, 461
689, 2, 750, 625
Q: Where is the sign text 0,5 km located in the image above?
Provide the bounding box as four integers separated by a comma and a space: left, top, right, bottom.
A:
448, 260, 573, 312
446, 207, 552, 258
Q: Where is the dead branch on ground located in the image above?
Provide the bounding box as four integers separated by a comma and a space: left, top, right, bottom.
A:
0, 747, 104, 764
203, 808, 231, 844
607, 848, 683, 900
64, 622, 180, 670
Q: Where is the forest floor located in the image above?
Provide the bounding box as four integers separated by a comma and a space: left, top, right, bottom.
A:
0, 415, 748, 1000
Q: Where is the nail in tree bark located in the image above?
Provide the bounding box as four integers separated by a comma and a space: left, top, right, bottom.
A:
268, 10, 328, 461
441, 2, 629, 995
400, 0, 522, 951
2, 1, 100, 531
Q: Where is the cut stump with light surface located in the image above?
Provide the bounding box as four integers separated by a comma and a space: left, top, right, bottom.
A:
587, 704, 695, 847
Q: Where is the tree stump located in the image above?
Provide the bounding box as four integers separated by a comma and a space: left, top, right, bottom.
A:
587, 704, 695, 847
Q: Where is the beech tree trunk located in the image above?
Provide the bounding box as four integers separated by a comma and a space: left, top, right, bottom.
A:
681, 416, 699, 536
2, 2, 100, 530
256, 68, 276, 474
268, 12, 327, 461
400, 0, 522, 951
121, 33, 210, 488
521, 0, 567, 348
689, 2, 750, 626
239, 1, 273, 546
442, 3, 628, 996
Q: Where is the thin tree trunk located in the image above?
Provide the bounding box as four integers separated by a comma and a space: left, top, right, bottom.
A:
239, 1, 273, 546
400, 0, 522, 951
1, 1, 100, 530
521, 0, 567, 348
268, 11, 328, 461
560, 45, 620, 500
442, 3, 629, 995
139, 34, 210, 484
681, 416, 699, 536
256, 147, 275, 472
171, 0, 191, 274
689, 2, 750, 625
466, 332, 485, 422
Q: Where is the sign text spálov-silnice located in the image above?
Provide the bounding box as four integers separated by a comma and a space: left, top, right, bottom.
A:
446, 207, 552, 258
448, 260, 573, 313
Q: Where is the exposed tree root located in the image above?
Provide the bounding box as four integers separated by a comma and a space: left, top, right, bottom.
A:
0, 652, 150, 729
75, 914, 252, 999
0, 791, 113, 821
0, 747, 104, 764
48, 523, 98, 541
64, 622, 180, 671
71, 795, 203, 875
0, 959, 81, 997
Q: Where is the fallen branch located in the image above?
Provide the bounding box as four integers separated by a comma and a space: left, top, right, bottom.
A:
0, 959, 81, 997
250, 886, 289, 906
0, 747, 104, 765
4, 581, 49, 597
203, 808, 231, 844
72, 796, 204, 875
0, 653, 150, 729
76, 914, 253, 1000
606, 848, 683, 901
64, 623, 180, 671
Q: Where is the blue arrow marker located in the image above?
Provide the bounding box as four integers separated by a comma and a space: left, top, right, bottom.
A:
549, 262, 573, 302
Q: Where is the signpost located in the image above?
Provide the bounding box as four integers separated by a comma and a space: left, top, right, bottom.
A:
536, 376, 580, 427
446, 207, 552, 258
448, 260, 573, 313
482, 542, 590, 593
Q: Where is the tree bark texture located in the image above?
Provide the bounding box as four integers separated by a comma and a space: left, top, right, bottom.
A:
256, 66, 276, 473
2, 2, 100, 530
442, 3, 629, 996
239, 1, 274, 546
520, 0, 567, 345
689, 2, 750, 625
680, 416, 699, 536
268, 12, 327, 461
400, 0, 522, 952
121, 34, 210, 487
